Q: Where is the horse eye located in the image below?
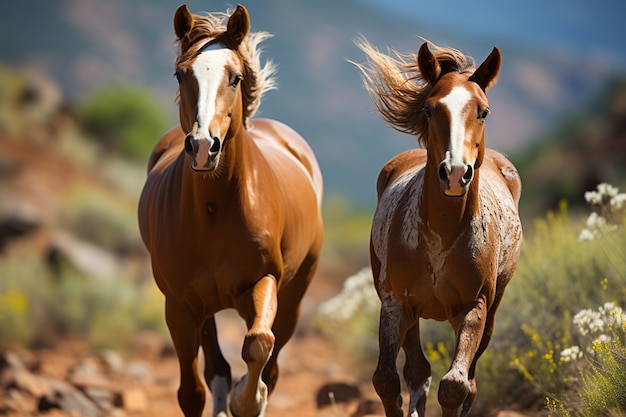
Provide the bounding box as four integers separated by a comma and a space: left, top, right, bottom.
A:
231, 74, 243, 88
174, 71, 182, 84
478, 108, 490, 121
424, 106, 432, 118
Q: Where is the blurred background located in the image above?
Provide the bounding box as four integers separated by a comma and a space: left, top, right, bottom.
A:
1, 1, 625, 416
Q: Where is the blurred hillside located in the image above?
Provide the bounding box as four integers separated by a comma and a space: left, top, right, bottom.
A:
1, 0, 624, 206
514, 77, 626, 219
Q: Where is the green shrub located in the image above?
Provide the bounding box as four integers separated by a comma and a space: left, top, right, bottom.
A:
77, 85, 172, 161
0, 243, 165, 350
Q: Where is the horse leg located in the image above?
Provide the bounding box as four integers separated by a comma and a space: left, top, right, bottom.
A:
438, 297, 487, 417
165, 296, 205, 417
231, 275, 278, 417
373, 297, 408, 417
263, 253, 318, 394
201, 316, 232, 417
402, 321, 431, 417
459, 293, 503, 417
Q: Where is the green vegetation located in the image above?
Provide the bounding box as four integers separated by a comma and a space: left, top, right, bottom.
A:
77, 85, 173, 161
0, 241, 166, 350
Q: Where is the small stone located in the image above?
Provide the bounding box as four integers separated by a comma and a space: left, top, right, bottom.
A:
115, 387, 148, 411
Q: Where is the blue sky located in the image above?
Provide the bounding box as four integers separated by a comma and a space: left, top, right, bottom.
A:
362, 0, 626, 69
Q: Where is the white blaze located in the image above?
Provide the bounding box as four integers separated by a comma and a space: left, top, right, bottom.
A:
191, 44, 231, 139
439, 86, 471, 166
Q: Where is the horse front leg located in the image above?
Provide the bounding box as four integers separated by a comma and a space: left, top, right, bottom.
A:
165, 296, 205, 417
403, 321, 431, 417
231, 275, 278, 417
373, 297, 409, 417
459, 292, 504, 416
201, 316, 232, 417
439, 297, 487, 417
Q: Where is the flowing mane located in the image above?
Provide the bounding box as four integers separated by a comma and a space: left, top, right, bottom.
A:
174, 9, 277, 127
355, 38, 475, 147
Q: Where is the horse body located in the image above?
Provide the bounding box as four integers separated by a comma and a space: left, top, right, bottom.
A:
372, 148, 521, 320
358, 40, 522, 417
141, 119, 322, 313
138, 5, 323, 417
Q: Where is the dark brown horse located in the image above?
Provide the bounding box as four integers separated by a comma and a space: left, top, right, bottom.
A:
356, 39, 522, 417
138, 5, 323, 417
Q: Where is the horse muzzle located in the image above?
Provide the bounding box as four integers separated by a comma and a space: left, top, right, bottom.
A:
184, 135, 221, 171
438, 161, 474, 197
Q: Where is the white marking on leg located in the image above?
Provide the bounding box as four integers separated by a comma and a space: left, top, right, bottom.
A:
209, 375, 230, 417
408, 375, 431, 417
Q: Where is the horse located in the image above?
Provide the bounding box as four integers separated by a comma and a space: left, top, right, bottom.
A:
137, 4, 324, 417
355, 39, 522, 417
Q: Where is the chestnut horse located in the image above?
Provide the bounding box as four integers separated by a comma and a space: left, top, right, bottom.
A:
138, 5, 323, 417
356, 39, 522, 417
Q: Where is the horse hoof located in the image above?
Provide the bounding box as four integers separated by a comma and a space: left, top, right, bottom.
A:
438, 370, 470, 410
230, 377, 268, 417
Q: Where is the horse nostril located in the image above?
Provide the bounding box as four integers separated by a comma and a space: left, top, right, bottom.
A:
184, 135, 197, 155
210, 137, 221, 154
462, 165, 474, 183
438, 163, 449, 182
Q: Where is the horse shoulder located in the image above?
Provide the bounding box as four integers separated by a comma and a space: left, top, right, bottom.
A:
483, 148, 522, 207
146, 126, 185, 173
248, 118, 323, 199
376, 149, 427, 199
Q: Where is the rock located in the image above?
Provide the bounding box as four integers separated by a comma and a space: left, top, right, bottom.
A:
2, 368, 54, 397
0, 350, 26, 371
316, 382, 362, 408
124, 360, 151, 380
84, 387, 116, 412
351, 397, 385, 417
115, 387, 149, 411
99, 349, 125, 373
39, 386, 102, 417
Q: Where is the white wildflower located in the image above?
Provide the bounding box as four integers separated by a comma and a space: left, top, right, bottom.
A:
584, 190, 603, 205
611, 193, 626, 211
593, 334, 612, 344
597, 183, 619, 199
317, 268, 378, 323
585, 212, 606, 229
573, 308, 602, 336
577, 228, 596, 242
560, 345, 583, 362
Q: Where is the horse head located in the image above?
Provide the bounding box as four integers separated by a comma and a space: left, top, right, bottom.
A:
418, 43, 501, 197
173, 4, 249, 172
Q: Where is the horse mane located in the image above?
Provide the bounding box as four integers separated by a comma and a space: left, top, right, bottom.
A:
354, 38, 475, 146
174, 9, 277, 128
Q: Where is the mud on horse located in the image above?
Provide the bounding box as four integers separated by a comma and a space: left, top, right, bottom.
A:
138, 4, 323, 417
355, 39, 522, 417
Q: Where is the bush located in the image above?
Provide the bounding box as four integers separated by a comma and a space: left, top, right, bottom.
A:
0, 243, 165, 350
77, 85, 172, 161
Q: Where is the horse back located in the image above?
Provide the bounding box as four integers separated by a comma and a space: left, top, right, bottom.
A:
376, 148, 427, 200
483, 148, 522, 209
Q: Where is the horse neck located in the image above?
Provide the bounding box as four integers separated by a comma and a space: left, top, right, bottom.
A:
183, 124, 255, 199
421, 156, 481, 233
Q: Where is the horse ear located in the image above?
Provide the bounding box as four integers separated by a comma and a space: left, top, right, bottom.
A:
417, 42, 441, 85
174, 4, 194, 40
469, 46, 502, 91
226, 4, 250, 48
